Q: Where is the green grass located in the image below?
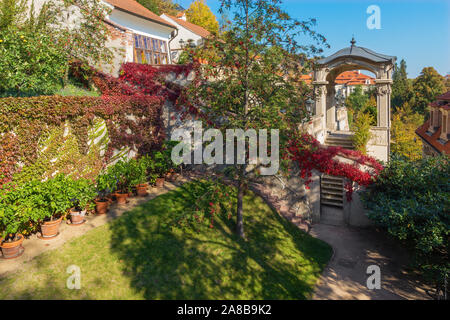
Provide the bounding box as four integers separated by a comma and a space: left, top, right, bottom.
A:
0, 180, 331, 299
55, 83, 100, 97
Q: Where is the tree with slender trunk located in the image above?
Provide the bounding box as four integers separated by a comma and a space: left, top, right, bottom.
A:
177, 0, 327, 239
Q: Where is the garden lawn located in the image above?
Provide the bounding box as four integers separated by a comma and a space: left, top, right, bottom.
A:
0, 180, 332, 299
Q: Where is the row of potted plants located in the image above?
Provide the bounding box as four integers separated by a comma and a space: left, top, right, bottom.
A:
0, 144, 180, 259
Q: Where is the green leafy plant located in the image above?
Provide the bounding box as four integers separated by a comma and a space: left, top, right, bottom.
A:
0, 182, 37, 240
153, 151, 169, 178
39, 174, 75, 221
68, 178, 96, 211
140, 155, 158, 185
96, 171, 117, 201
361, 154, 449, 295
351, 112, 373, 154
178, 0, 327, 239
128, 158, 148, 186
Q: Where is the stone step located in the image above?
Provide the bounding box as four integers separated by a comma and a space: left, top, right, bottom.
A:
321, 199, 343, 207
322, 189, 343, 199
322, 181, 343, 188
323, 175, 343, 181
326, 137, 353, 142
325, 144, 355, 150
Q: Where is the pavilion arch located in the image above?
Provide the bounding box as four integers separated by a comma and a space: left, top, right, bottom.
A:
311, 38, 396, 162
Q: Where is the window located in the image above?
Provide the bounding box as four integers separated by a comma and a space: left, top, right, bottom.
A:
133, 34, 169, 65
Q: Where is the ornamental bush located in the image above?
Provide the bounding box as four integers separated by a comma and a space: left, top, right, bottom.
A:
351, 112, 373, 154
361, 154, 449, 291
0, 174, 80, 238
0, 27, 67, 96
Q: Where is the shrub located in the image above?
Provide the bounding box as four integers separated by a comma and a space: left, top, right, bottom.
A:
108, 160, 132, 193
0, 27, 67, 96
351, 112, 373, 154
0, 183, 36, 240
39, 174, 76, 221
140, 155, 158, 185
361, 154, 449, 292
128, 158, 148, 186
68, 178, 96, 211
0, 174, 74, 238
95, 171, 117, 201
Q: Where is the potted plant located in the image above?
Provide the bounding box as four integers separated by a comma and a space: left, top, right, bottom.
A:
0, 186, 28, 259
95, 171, 117, 214
131, 158, 149, 197
153, 151, 168, 188
36, 175, 73, 239
68, 178, 96, 224
109, 160, 132, 205
141, 154, 158, 188
0, 206, 25, 259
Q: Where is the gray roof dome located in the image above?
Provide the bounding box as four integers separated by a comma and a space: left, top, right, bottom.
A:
317, 40, 396, 65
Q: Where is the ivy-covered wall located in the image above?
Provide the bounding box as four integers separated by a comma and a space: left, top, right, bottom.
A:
0, 62, 193, 188
0, 94, 164, 187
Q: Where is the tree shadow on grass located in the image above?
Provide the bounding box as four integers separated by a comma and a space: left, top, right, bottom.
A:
108, 180, 332, 300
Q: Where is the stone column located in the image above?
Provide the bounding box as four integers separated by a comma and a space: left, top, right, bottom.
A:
326, 84, 336, 131
312, 80, 328, 138
374, 78, 392, 162
375, 79, 392, 128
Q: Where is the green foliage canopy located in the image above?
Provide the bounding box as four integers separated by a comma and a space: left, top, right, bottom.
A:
361, 154, 449, 289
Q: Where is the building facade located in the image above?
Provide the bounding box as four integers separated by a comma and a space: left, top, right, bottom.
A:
102, 0, 177, 75
415, 91, 450, 156
160, 12, 212, 63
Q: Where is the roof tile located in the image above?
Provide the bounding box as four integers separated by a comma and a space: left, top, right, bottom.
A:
105, 0, 176, 29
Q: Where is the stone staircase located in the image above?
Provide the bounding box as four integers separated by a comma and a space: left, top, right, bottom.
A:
320, 175, 345, 226
325, 133, 354, 149
320, 175, 344, 208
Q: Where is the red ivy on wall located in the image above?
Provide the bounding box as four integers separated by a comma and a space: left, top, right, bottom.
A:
0, 62, 193, 188
287, 133, 384, 201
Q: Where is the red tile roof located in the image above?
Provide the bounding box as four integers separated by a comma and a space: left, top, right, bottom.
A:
299, 73, 313, 84
335, 71, 375, 85
436, 91, 450, 101
105, 0, 176, 29
416, 120, 450, 155
298, 71, 375, 85
164, 14, 211, 38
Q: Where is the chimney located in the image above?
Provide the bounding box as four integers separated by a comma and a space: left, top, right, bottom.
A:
180, 13, 187, 21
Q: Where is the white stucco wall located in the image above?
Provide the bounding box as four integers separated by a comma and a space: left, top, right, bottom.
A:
160, 14, 203, 62
160, 14, 203, 50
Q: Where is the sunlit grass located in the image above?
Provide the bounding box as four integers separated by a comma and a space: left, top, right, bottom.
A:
0, 180, 331, 300
56, 83, 100, 97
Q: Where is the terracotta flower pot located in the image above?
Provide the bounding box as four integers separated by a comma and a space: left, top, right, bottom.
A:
106, 195, 114, 203
136, 184, 148, 197
95, 199, 110, 215
1, 234, 25, 259
40, 216, 63, 239
69, 208, 86, 224
155, 178, 165, 188
115, 191, 129, 205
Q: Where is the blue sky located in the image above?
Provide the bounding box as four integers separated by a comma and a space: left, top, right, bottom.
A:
175, 0, 449, 78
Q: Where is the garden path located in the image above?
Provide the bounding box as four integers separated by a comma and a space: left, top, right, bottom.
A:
310, 224, 431, 300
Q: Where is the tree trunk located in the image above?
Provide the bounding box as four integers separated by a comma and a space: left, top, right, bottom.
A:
236, 172, 246, 240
